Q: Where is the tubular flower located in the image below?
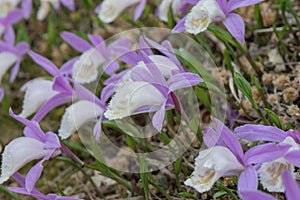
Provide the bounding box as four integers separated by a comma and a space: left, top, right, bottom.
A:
157, 0, 187, 22
0, 110, 61, 193
61, 32, 131, 83
184, 146, 244, 192
173, 0, 264, 43
0, 28, 29, 83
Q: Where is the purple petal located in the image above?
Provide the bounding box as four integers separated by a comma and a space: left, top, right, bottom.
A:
139, 36, 153, 56
9, 109, 46, 141
60, 57, 80, 75
100, 84, 116, 102
152, 106, 166, 131
5, 9, 23, 24
244, 143, 291, 165
228, 0, 265, 12
223, 13, 245, 44
73, 81, 105, 108
0, 88, 4, 102
9, 61, 21, 82
137, 50, 165, 84
131, 67, 153, 83
182, 0, 198, 5
234, 124, 287, 142
214, 119, 244, 163
28, 51, 61, 77
168, 72, 203, 91
144, 37, 182, 68
87, 34, 106, 52
61, 0, 75, 11
284, 150, 300, 168
239, 190, 276, 200
25, 160, 44, 193
4, 26, 15, 45
95, 3, 102, 13
60, 32, 91, 52
238, 166, 258, 190
44, 132, 61, 149
172, 16, 187, 33
93, 116, 103, 141
22, 0, 33, 19
102, 59, 120, 75
32, 93, 72, 122
282, 170, 300, 200
133, 0, 146, 21
52, 76, 72, 94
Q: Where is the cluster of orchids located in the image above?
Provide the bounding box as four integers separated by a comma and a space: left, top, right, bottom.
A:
0, 0, 299, 199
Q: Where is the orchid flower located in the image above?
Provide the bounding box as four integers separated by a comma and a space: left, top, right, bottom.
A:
36, 0, 75, 21
8, 173, 81, 200
20, 51, 77, 121
0, 28, 29, 83
61, 32, 131, 83
156, 0, 188, 22
0, 9, 23, 37
185, 118, 293, 196
173, 0, 264, 44
234, 125, 300, 192
58, 81, 106, 141
95, 0, 146, 23
104, 47, 202, 131
0, 110, 61, 193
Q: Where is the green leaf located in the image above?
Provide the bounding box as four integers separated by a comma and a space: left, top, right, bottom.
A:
125, 135, 137, 152
167, 4, 175, 28
254, 4, 264, 28
223, 49, 234, 75
178, 192, 199, 200
140, 154, 150, 200
213, 191, 228, 198
265, 108, 283, 129
233, 72, 258, 109
195, 86, 211, 111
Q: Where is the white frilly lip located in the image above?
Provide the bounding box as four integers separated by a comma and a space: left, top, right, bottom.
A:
185, 0, 225, 35
259, 158, 295, 192
19, 78, 58, 118
0, 137, 51, 184
72, 48, 105, 84
184, 146, 244, 193
104, 81, 165, 120
98, 0, 140, 23
0, 52, 17, 83
58, 100, 104, 139
258, 136, 299, 192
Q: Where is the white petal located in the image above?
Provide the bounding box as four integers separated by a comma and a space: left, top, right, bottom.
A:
0, 137, 51, 184
157, 0, 172, 22
19, 78, 58, 118
137, 55, 179, 78
259, 158, 295, 192
72, 48, 105, 84
58, 100, 104, 139
104, 81, 165, 120
185, 0, 225, 35
98, 0, 140, 23
184, 146, 244, 193
0, 52, 17, 83
37, 1, 50, 21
